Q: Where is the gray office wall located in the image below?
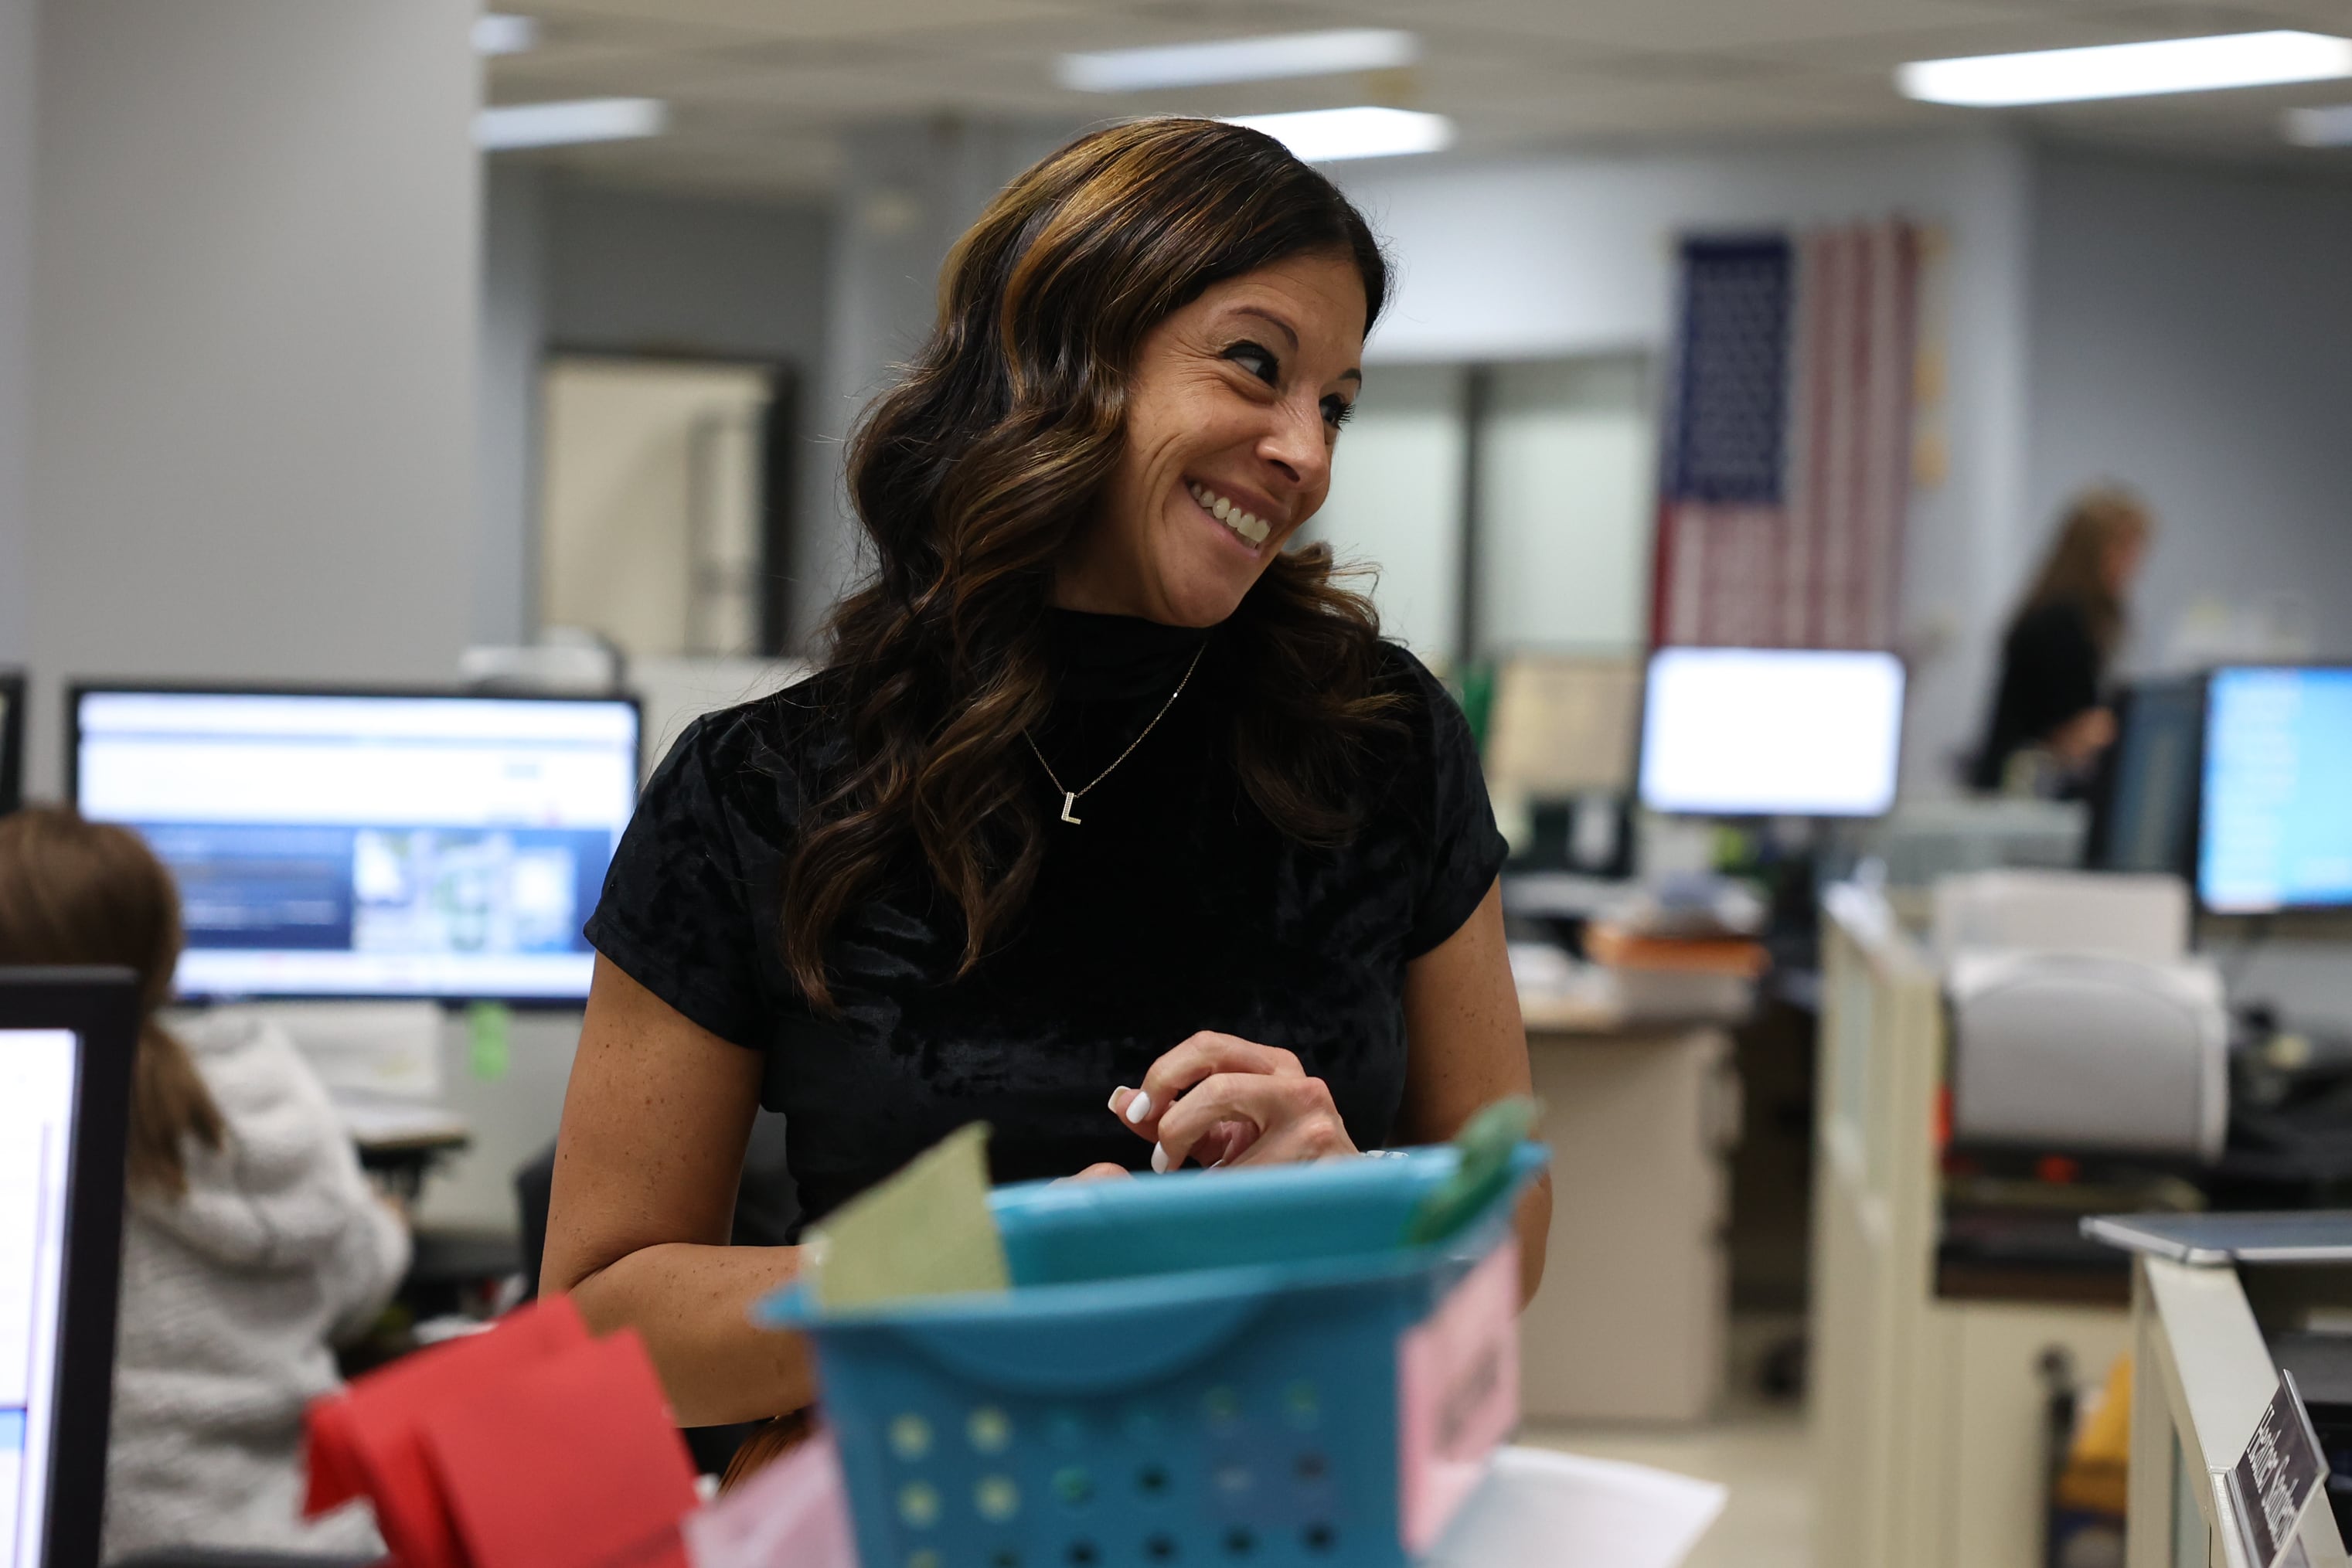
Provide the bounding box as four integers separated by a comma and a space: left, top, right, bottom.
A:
545, 182, 831, 363
476, 166, 547, 650
25, 0, 480, 798
1336, 133, 2037, 794
0, 0, 31, 665
475, 173, 833, 650
2024, 147, 2352, 677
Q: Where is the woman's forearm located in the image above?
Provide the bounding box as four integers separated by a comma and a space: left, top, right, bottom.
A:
1515, 1172, 1553, 1307
563, 1241, 815, 1427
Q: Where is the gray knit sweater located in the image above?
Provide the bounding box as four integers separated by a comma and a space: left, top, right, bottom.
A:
102, 1014, 409, 1563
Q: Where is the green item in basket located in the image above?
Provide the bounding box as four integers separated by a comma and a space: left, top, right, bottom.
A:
807, 1121, 1010, 1311
1401, 1096, 1538, 1247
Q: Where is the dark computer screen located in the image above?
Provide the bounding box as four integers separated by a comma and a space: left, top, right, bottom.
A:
71, 686, 641, 1002
2198, 666, 2352, 914
0, 672, 22, 818
2085, 676, 2203, 876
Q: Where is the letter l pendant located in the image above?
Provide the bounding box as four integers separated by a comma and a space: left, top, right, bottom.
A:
1060, 791, 1082, 825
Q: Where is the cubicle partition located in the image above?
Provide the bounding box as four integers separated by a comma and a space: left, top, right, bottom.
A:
1813, 886, 2132, 1568
2126, 1247, 2352, 1567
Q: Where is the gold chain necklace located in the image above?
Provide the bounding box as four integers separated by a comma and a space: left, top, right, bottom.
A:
1023, 645, 1205, 825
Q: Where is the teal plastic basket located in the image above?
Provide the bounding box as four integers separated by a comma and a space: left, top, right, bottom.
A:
756, 1143, 1545, 1568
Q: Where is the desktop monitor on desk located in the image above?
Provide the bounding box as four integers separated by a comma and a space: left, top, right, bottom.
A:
0, 672, 22, 818
1, 968, 138, 1568
70, 686, 641, 1002
2085, 675, 2204, 877
1637, 646, 1906, 818
2198, 665, 2352, 914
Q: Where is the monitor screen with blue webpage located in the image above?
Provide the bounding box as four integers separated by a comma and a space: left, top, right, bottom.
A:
72, 688, 640, 1001
2199, 666, 2352, 914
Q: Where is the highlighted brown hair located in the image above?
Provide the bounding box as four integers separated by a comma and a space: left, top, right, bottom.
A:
0, 807, 223, 1197
783, 117, 1400, 1008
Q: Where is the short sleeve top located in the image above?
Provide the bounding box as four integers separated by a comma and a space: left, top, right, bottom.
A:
1972, 600, 2105, 789
584, 610, 1506, 1231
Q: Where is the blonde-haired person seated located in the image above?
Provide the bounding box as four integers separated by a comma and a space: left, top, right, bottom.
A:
0, 808, 408, 1563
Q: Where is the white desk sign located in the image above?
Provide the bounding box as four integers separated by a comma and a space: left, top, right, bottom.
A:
2221, 1371, 2330, 1568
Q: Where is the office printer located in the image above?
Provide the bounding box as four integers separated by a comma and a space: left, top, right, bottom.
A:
1935, 871, 2229, 1164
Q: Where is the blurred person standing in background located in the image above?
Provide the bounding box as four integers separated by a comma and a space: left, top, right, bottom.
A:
1970, 487, 2153, 794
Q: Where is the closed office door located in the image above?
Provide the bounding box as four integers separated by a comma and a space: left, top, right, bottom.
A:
538, 355, 785, 658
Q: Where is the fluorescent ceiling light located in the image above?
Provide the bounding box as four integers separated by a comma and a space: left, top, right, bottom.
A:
472, 14, 539, 57
1225, 106, 1453, 163
1899, 30, 2352, 107
1058, 29, 1418, 93
474, 97, 667, 151
2282, 103, 2352, 145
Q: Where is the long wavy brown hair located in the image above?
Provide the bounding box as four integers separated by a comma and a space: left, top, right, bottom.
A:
0, 807, 225, 1198
782, 117, 1403, 1008
2017, 485, 2153, 661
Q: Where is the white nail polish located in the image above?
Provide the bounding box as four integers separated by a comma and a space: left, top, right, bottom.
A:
1125, 1090, 1152, 1125
1108, 1086, 1130, 1114
1151, 1142, 1169, 1173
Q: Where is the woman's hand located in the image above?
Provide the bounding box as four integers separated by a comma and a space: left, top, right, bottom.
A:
1109, 1032, 1358, 1172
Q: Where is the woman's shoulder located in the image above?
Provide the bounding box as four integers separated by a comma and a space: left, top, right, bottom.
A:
1367, 640, 1471, 744
647, 668, 853, 816
665, 668, 849, 774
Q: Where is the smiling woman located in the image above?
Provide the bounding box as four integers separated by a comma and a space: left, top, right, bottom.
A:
542, 118, 1547, 1439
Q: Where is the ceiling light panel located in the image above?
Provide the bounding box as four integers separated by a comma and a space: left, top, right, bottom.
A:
475, 97, 669, 151
1224, 107, 1454, 163
2282, 103, 2352, 145
1899, 31, 2352, 108
1057, 29, 1418, 93
473, 14, 540, 57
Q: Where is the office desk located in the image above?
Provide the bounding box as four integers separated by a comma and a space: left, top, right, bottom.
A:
1519, 1019, 1740, 1424
341, 1094, 471, 1200
2127, 1253, 2352, 1568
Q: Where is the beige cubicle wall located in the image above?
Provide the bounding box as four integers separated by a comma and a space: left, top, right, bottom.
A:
1812, 886, 2129, 1568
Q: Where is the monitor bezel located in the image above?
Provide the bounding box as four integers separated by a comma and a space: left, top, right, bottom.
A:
1634, 645, 1909, 821
2083, 672, 2209, 879
0, 966, 140, 1568
0, 668, 25, 817
64, 680, 645, 1007
2193, 662, 2352, 918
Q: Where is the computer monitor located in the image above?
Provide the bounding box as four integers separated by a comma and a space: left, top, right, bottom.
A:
70, 686, 641, 1002
0, 672, 23, 818
1638, 646, 1906, 818
2085, 676, 2204, 876
2, 968, 138, 1568
2197, 665, 2352, 914
1484, 655, 1644, 799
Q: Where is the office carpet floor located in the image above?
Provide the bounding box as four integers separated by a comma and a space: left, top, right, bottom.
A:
1518, 1315, 1814, 1568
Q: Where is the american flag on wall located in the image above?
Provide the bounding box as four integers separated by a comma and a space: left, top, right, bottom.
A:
1649, 223, 1921, 650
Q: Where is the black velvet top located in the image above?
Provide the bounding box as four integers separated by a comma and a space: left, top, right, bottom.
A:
584, 610, 1506, 1233
1970, 600, 2105, 790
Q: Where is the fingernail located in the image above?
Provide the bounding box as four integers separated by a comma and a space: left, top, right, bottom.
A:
1125, 1090, 1153, 1125
1151, 1142, 1169, 1173
1109, 1086, 1131, 1114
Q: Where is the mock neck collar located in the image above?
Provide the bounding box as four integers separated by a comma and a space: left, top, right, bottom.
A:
1043, 607, 1213, 703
